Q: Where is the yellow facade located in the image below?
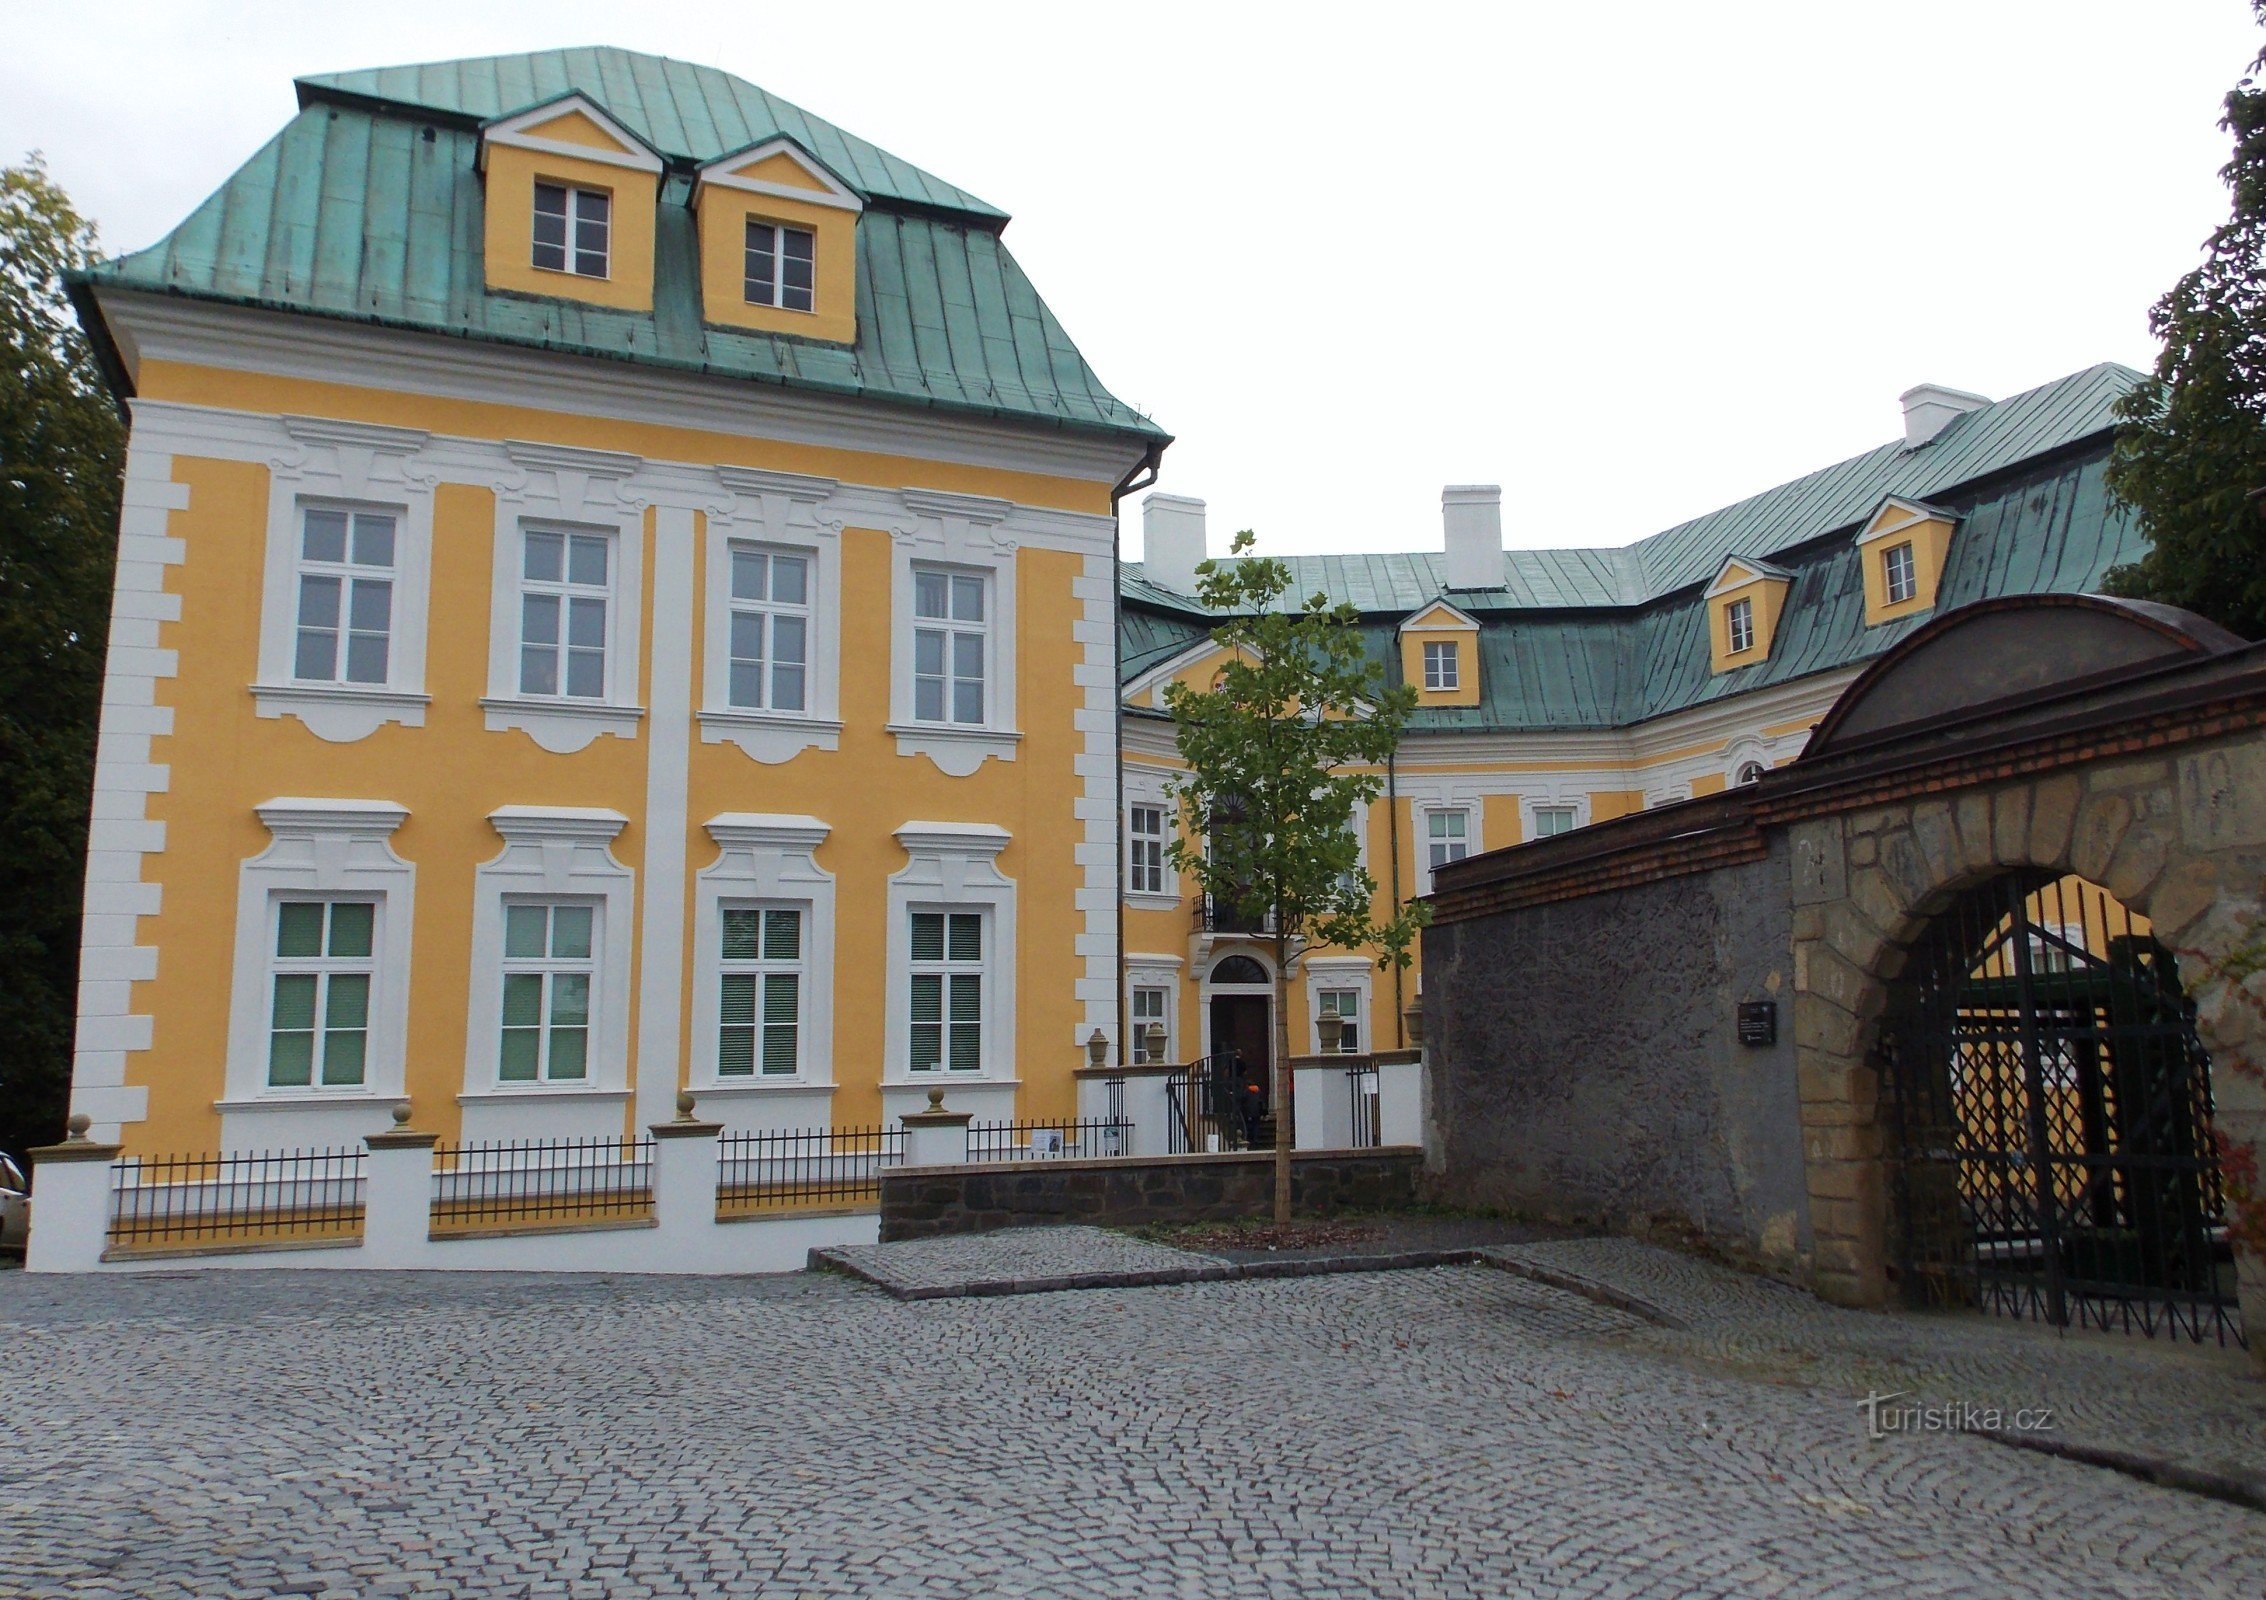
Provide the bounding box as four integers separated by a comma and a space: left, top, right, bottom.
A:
694, 147, 860, 344
1398, 602, 1483, 709
1706, 562, 1790, 673
1859, 500, 1956, 625
480, 142, 659, 312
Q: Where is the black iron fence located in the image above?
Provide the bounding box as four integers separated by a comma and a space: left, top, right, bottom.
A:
716, 1124, 903, 1216
1347, 1062, 1382, 1147
967, 1118, 1133, 1162
107, 1147, 367, 1251
429, 1137, 655, 1234
1166, 1053, 1269, 1153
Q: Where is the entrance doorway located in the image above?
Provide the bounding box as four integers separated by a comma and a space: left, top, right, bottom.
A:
1878, 871, 2243, 1346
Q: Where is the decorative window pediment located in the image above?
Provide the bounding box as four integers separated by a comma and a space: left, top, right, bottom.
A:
479, 94, 661, 313
694, 136, 862, 345
1398, 598, 1481, 708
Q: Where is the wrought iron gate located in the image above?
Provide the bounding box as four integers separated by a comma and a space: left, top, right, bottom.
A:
1879, 872, 2244, 1347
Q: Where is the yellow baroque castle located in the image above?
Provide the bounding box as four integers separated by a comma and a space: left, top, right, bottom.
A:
66, 49, 1167, 1152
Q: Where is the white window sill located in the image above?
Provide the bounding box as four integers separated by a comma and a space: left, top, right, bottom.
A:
882, 1075, 1024, 1090
697, 707, 843, 765
251, 682, 431, 743
691, 1080, 839, 1096
456, 1086, 634, 1105
214, 1091, 396, 1112
1125, 892, 1183, 913
886, 722, 1022, 777
480, 696, 645, 754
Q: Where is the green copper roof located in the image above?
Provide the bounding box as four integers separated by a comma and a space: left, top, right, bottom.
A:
1121, 366, 2151, 732
297, 48, 1006, 221
77, 54, 1163, 444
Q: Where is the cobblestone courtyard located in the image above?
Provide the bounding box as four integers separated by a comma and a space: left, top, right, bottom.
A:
3, 1255, 2263, 1599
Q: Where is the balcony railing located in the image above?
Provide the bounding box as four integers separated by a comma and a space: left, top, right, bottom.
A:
1199, 892, 1276, 934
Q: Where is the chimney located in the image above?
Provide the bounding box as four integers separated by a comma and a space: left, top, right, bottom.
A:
1141, 493, 1208, 594
1441, 484, 1504, 590
1899, 383, 1991, 449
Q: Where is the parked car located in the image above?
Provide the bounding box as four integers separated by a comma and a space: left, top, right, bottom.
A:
0, 1153, 28, 1256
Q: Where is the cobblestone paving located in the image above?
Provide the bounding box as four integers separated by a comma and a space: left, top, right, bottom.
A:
1486, 1238, 2266, 1494
4, 1265, 2264, 1599
821, 1224, 1226, 1296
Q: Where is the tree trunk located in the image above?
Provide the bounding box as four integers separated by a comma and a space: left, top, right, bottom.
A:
1273, 931, 1292, 1224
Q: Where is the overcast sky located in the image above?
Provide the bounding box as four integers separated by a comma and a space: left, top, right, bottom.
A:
5, 2, 2258, 561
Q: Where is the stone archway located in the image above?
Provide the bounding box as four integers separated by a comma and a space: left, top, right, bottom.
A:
1788, 747, 2266, 1343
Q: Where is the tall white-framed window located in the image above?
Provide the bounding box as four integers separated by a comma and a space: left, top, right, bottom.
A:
1533, 804, 1578, 838
266, 899, 376, 1090
744, 219, 816, 311
1725, 595, 1755, 655
1423, 639, 1460, 691
517, 526, 614, 700
291, 506, 396, 686
533, 181, 611, 278
1131, 985, 1170, 1062
1883, 541, 1918, 606
1317, 987, 1362, 1054
1426, 809, 1470, 872
224, 801, 414, 1144
908, 909, 986, 1074
497, 902, 597, 1084
717, 905, 804, 1077
1128, 803, 1167, 897
727, 545, 810, 712
911, 567, 989, 726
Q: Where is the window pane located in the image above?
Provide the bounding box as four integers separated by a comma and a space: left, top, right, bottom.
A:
295, 626, 337, 682
351, 514, 396, 568
302, 509, 349, 564
520, 644, 558, 698
298, 573, 342, 629
546, 1026, 588, 1079
952, 678, 984, 725
914, 571, 948, 618
720, 973, 757, 1026
524, 530, 563, 583
783, 227, 814, 266
771, 614, 805, 668
718, 1023, 755, 1076
729, 661, 763, 708
565, 646, 605, 699
910, 973, 942, 1022
271, 972, 319, 1030
344, 628, 389, 685
277, 902, 325, 958
949, 972, 982, 1021
915, 677, 945, 723
498, 1026, 540, 1081
763, 971, 799, 1024
502, 971, 545, 1027
911, 913, 944, 963
505, 906, 548, 960
268, 1026, 315, 1088
910, 1022, 942, 1071
551, 906, 593, 960
948, 1021, 981, 1072
731, 610, 766, 668
914, 629, 945, 677
327, 902, 374, 958
771, 554, 807, 605
951, 575, 985, 622
522, 592, 560, 645
762, 1022, 798, 1074
326, 971, 370, 1029
951, 630, 984, 680
534, 183, 567, 221
348, 577, 392, 633
721, 908, 761, 962
947, 913, 981, 963
771, 664, 805, 713
732, 548, 768, 602
762, 908, 800, 961
568, 534, 608, 587
320, 1023, 366, 1086
567, 595, 607, 648
550, 973, 591, 1029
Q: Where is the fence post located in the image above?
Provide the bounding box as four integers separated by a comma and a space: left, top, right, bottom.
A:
901, 1088, 973, 1167
649, 1091, 723, 1249
25, 1116, 120, 1272
363, 1105, 438, 1268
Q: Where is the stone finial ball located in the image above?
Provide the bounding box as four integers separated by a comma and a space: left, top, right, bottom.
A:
927, 1088, 946, 1111
391, 1103, 413, 1126
676, 1089, 696, 1118
66, 1113, 92, 1140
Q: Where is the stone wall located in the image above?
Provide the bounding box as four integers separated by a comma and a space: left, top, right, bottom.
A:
1422, 839, 1812, 1274
878, 1149, 1423, 1241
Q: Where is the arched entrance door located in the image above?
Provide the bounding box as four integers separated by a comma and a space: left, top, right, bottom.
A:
1878, 871, 2243, 1344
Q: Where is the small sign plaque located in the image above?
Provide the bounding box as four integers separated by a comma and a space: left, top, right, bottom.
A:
1737, 1001, 1778, 1047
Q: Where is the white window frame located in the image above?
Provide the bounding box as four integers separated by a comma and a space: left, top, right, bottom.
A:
1130, 985, 1171, 1063
1303, 958, 1373, 1056
722, 543, 813, 714
743, 217, 816, 311
1531, 801, 1581, 839
1883, 540, 1918, 606
700, 466, 843, 763
1413, 800, 1480, 894
1725, 594, 1755, 655
906, 907, 990, 1074
288, 504, 399, 688
692, 814, 836, 1093
263, 898, 380, 1093
1425, 807, 1471, 875
888, 490, 1021, 775
909, 563, 992, 728
221, 801, 414, 1134
1422, 639, 1460, 691
482, 442, 647, 754
714, 903, 807, 1078
462, 808, 635, 1127
532, 180, 612, 279
253, 418, 436, 741
884, 824, 1016, 1084
513, 524, 618, 702
496, 900, 601, 1085
1128, 803, 1168, 898
1125, 955, 1184, 1067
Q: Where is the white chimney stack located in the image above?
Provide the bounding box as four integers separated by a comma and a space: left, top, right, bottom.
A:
1441, 484, 1504, 590
1141, 494, 1209, 594
1900, 383, 1990, 449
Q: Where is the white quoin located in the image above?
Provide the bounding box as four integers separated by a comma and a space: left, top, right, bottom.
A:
1899, 383, 1990, 449
1141, 493, 1209, 595
1442, 484, 1504, 590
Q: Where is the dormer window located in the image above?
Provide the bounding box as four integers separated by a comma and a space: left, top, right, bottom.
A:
745, 221, 815, 311
533, 182, 611, 278
1423, 640, 1460, 691
1725, 596, 1755, 655
1882, 542, 1917, 606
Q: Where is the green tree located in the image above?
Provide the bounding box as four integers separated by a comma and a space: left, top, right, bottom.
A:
1163, 531, 1428, 1223
2105, 2, 2266, 638
0, 154, 121, 1161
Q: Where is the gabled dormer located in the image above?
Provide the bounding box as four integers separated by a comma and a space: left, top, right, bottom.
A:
694, 138, 862, 345
1856, 497, 1957, 626
479, 94, 663, 312
1399, 600, 1482, 708
1704, 555, 1791, 673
